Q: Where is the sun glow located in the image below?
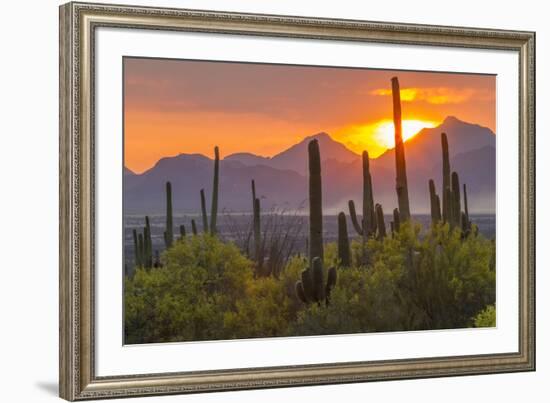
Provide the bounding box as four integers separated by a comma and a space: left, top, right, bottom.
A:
373, 119, 439, 149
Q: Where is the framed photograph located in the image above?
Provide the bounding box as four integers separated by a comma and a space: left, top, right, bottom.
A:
59, 2, 535, 400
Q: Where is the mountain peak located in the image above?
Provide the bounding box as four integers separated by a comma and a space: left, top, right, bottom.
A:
442, 115, 462, 125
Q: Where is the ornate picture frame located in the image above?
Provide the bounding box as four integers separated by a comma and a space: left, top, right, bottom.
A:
59, 2, 535, 400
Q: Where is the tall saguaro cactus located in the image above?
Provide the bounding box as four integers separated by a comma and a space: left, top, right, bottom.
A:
391, 77, 411, 222
441, 132, 452, 224
165, 181, 173, 248
210, 146, 220, 234
200, 189, 208, 233
308, 139, 323, 263
337, 212, 351, 267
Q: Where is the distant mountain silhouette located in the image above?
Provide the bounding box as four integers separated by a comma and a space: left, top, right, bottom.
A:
124, 118, 495, 215
225, 132, 359, 175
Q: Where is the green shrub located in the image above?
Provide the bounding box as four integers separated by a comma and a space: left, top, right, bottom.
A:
473, 305, 496, 328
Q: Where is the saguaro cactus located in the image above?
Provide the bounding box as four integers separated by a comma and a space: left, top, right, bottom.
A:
165, 181, 173, 248
375, 204, 386, 241
200, 189, 208, 233
429, 179, 442, 224
295, 257, 337, 305
391, 77, 411, 222
308, 139, 323, 263
253, 196, 262, 272
337, 212, 351, 267
210, 146, 220, 234
348, 151, 376, 236
451, 171, 461, 228
441, 133, 452, 224
191, 219, 198, 235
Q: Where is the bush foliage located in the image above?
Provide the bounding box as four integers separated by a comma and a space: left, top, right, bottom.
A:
125, 223, 496, 344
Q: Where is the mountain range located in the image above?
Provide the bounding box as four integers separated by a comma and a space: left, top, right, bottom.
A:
124, 116, 495, 215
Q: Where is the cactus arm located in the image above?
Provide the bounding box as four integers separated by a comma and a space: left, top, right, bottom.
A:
348, 200, 364, 236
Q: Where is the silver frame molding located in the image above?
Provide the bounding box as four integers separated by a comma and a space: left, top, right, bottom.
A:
59, 2, 535, 400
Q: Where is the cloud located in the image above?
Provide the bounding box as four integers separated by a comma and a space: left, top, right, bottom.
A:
370, 87, 491, 105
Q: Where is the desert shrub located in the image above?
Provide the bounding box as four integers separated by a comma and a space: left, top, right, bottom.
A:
125, 234, 254, 343
291, 221, 496, 335
473, 305, 496, 328
125, 221, 496, 344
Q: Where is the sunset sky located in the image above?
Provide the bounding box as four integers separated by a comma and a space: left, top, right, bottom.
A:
124, 57, 495, 173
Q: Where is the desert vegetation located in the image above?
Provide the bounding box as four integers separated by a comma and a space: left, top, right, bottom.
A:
125, 77, 496, 344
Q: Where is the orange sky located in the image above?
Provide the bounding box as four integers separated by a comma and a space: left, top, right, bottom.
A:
124, 57, 495, 173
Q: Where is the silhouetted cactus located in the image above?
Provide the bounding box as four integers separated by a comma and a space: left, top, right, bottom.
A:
348, 151, 376, 237
295, 257, 336, 306
191, 219, 198, 235
451, 171, 461, 229
429, 179, 442, 224
210, 146, 220, 234
200, 188, 208, 233
393, 208, 400, 233
145, 216, 152, 268
165, 181, 173, 248
253, 197, 262, 274
376, 203, 386, 241
463, 183, 471, 231
441, 133, 451, 224
337, 212, 350, 267
308, 139, 323, 263
391, 77, 411, 222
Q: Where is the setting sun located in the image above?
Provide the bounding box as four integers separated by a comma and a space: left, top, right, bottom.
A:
373, 119, 439, 149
